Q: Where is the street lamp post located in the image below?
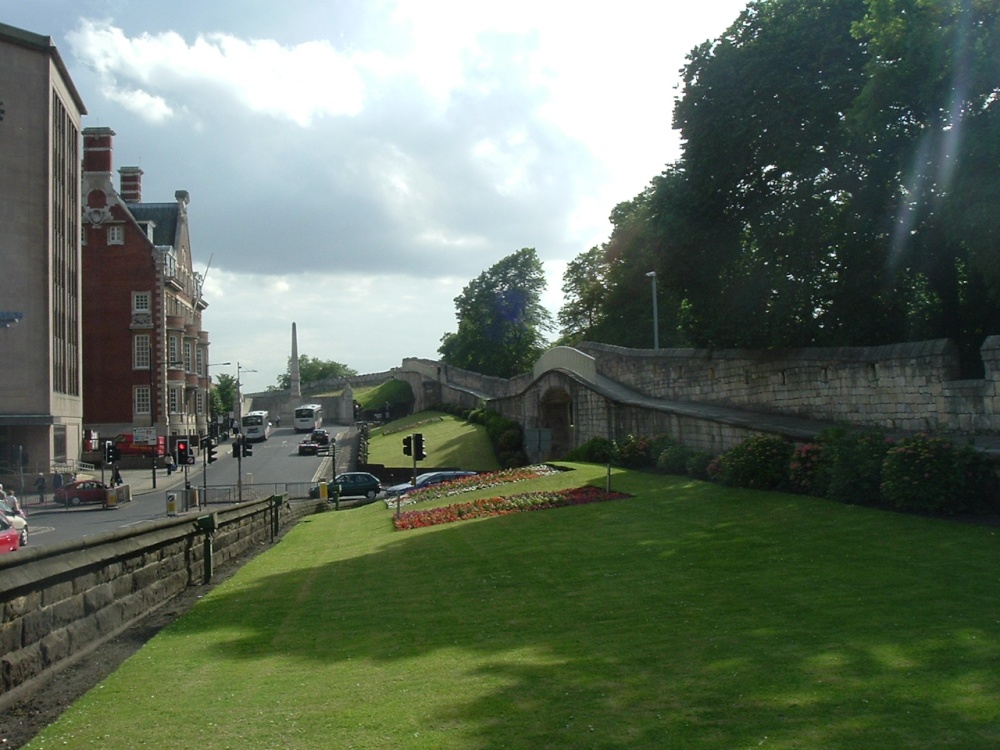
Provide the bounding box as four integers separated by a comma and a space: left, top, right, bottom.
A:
646, 271, 659, 350
149, 357, 184, 489
235, 362, 257, 503
200, 362, 232, 507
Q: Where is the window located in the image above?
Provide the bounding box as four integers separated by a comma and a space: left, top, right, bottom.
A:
108, 224, 124, 245
169, 386, 180, 414
134, 334, 151, 369
184, 341, 192, 373
132, 291, 151, 313
196, 348, 204, 377
169, 335, 179, 364
196, 392, 204, 415
135, 386, 151, 414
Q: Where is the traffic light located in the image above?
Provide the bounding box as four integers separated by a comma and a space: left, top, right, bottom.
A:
402, 435, 412, 456
202, 436, 218, 464
175, 439, 189, 464
232, 438, 241, 458
414, 432, 426, 461
242, 439, 253, 457
104, 441, 117, 464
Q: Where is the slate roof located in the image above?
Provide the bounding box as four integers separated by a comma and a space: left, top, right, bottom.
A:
127, 202, 179, 248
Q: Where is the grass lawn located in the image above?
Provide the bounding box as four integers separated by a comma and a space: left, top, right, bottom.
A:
367, 411, 500, 472
25, 466, 1000, 749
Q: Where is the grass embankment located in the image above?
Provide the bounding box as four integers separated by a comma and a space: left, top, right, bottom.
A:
26, 468, 1000, 749
366, 411, 500, 472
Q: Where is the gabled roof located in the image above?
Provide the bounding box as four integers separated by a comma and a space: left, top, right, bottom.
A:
126, 202, 179, 248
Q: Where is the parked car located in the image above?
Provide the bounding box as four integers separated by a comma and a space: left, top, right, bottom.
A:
0, 516, 20, 554
310, 472, 381, 500
384, 471, 478, 497
0, 497, 28, 546
55, 479, 111, 506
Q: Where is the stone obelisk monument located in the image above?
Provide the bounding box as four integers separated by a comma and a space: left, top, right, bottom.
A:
290, 322, 302, 399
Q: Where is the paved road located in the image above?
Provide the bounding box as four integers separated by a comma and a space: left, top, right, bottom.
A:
22, 426, 347, 549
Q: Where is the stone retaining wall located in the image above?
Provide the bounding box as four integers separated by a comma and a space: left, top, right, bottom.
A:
0, 497, 325, 709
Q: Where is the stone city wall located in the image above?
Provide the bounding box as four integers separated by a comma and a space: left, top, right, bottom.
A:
575, 337, 1000, 434
0, 496, 323, 709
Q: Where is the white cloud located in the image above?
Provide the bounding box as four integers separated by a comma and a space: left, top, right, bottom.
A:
68, 19, 367, 126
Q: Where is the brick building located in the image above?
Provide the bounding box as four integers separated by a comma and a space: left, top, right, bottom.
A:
81, 127, 213, 455
0, 22, 87, 478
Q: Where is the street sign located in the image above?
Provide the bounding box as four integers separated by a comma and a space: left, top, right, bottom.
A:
133, 426, 157, 445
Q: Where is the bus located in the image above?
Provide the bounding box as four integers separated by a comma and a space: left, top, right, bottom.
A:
294, 404, 323, 432
241, 410, 271, 442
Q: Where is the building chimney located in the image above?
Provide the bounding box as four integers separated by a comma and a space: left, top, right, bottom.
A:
119, 166, 143, 203
82, 126, 115, 174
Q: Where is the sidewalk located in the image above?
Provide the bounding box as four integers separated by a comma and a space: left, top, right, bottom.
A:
22, 464, 193, 512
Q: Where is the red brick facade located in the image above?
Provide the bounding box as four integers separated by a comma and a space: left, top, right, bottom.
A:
81, 127, 212, 450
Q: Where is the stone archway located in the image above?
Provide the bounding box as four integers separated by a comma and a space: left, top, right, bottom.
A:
539, 386, 573, 459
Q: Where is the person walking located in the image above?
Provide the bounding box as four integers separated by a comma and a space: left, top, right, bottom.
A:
34, 473, 46, 503
164, 453, 175, 476
112, 465, 124, 486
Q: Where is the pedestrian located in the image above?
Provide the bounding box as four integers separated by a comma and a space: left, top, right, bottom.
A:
164, 453, 175, 476
275, 414, 281, 427
112, 465, 123, 486
53, 472, 63, 492
0, 483, 6, 500
34, 473, 46, 503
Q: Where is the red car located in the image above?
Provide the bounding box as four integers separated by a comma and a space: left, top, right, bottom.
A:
55, 479, 110, 506
0, 516, 20, 554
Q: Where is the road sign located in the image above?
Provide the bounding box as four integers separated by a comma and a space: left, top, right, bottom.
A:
133, 426, 157, 445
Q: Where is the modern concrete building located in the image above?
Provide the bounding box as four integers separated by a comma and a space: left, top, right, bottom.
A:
81, 127, 214, 455
0, 22, 87, 480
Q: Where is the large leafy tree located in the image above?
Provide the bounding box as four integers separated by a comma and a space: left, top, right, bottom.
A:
582, 0, 1000, 368
556, 245, 610, 345
668, 0, 896, 348
271, 355, 357, 391
212, 374, 237, 418
851, 0, 1000, 369
439, 248, 553, 377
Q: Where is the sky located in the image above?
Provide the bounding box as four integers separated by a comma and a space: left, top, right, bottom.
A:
5, 0, 749, 393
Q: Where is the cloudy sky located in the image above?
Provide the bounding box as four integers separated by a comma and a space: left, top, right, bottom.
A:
6, 0, 748, 392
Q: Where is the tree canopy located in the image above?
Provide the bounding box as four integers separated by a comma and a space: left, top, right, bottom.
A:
557, 0, 1000, 372
439, 248, 553, 377
271, 355, 357, 391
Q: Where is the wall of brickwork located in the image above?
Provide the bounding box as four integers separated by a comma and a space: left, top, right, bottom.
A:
411, 337, 1000, 461
0, 496, 323, 709
574, 337, 1000, 433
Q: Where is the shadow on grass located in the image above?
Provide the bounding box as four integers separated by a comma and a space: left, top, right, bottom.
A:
161, 477, 1000, 748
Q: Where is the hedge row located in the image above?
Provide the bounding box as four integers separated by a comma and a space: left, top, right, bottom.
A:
567, 430, 999, 516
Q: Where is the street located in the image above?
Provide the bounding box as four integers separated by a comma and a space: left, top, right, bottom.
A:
25, 426, 347, 549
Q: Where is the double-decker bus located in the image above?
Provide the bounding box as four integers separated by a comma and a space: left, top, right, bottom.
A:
241, 410, 271, 442
293, 404, 323, 432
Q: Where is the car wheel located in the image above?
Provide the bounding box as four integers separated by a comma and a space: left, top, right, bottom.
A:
366, 489, 377, 499
69, 496, 81, 506
19, 528, 27, 546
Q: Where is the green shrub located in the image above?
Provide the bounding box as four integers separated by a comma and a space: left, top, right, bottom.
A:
658, 444, 692, 475
818, 427, 891, 506
615, 434, 655, 469
954, 446, 1000, 513
787, 442, 826, 496
685, 450, 714, 480
716, 435, 793, 490
565, 437, 615, 464
881, 434, 1000, 514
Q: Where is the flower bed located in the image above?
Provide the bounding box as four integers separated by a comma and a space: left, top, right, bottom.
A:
393, 485, 631, 530
383, 464, 563, 509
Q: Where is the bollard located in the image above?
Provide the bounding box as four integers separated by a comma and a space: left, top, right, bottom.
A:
166, 492, 177, 516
